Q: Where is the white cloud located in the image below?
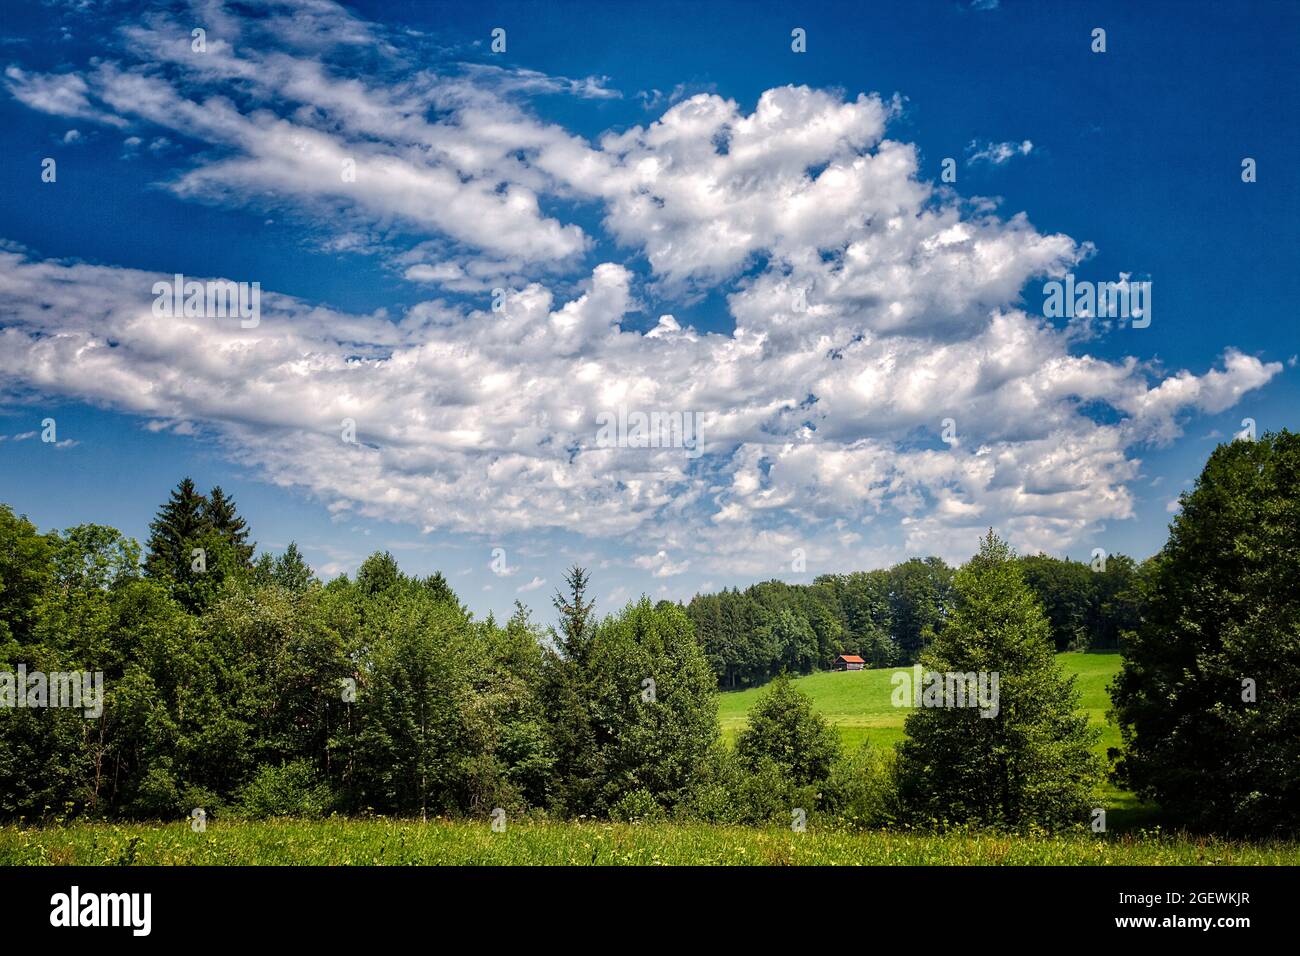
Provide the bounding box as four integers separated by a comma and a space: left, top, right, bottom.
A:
585, 86, 901, 289
3, 66, 126, 127
0, 244, 1276, 577
0, 0, 1281, 581
634, 550, 691, 577
968, 139, 1033, 165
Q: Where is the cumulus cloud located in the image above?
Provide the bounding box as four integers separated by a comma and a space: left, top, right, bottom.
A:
0, 0, 1282, 579
634, 551, 691, 577
0, 242, 1276, 573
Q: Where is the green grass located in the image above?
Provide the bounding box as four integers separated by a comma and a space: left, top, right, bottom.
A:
719, 663, 909, 751
3, 818, 1297, 866
718, 651, 1120, 750
719, 652, 1151, 821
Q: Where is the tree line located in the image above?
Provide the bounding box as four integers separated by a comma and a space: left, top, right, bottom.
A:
687, 551, 1144, 687
1, 431, 1296, 836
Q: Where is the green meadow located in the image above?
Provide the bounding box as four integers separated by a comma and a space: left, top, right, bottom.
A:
4, 817, 1297, 866
718, 652, 1147, 819
719, 651, 1120, 750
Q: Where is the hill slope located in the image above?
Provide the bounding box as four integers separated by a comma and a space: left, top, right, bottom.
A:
718, 652, 1142, 814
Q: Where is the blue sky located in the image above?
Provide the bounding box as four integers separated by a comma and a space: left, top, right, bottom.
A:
1, 0, 1296, 621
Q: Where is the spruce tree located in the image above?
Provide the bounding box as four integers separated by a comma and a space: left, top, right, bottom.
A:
421, 571, 456, 605
896, 530, 1101, 831
204, 485, 255, 565
144, 477, 209, 579
552, 566, 596, 662
540, 568, 599, 815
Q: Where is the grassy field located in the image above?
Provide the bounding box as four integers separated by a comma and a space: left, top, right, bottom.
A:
718, 652, 1144, 815
718, 651, 1120, 751
4, 818, 1297, 866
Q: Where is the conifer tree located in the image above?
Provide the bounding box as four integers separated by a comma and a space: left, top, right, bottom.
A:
144, 477, 209, 579
552, 566, 596, 662
204, 485, 255, 565
422, 571, 456, 605
896, 530, 1101, 831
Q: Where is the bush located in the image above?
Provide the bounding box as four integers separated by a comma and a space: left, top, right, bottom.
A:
824, 742, 899, 830
610, 788, 665, 823
735, 756, 819, 827
735, 673, 840, 788
681, 749, 822, 827
129, 762, 182, 818
238, 760, 333, 819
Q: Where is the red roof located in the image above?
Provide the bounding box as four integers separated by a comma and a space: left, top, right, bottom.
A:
837, 654, 866, 663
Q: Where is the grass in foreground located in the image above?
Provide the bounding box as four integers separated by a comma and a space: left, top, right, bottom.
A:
3, 819, 1297, 866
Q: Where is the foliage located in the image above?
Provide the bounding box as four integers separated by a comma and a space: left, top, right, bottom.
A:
735, 672, 841, 789
1111, 431, 1300, 837
543, 586, 720, 818
896, 531, 1102, 832
1, 438, 1292, 841
824, 742, 899, 830
238, 760, 333, 819
1019, 552, 1144, 651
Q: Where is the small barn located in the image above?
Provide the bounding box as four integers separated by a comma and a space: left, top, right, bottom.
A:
834, 654, 866, 671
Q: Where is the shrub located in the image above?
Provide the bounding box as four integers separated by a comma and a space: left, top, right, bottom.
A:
238, 760, 333, 819
824, 742, 899, 830
610, 788, 665, 823
735, 673, 840, 788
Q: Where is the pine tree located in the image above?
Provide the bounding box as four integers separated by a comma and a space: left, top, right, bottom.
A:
552, 566, 596, 662
144, 477, 209, 579
204, 485, 255, 565
896, 530, 1101, 831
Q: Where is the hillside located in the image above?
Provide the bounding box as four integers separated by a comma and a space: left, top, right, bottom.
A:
718, 652, 1144, 815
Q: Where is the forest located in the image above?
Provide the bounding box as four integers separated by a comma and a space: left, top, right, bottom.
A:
686, 548, 1142, 687
1, 433, 1297, 838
